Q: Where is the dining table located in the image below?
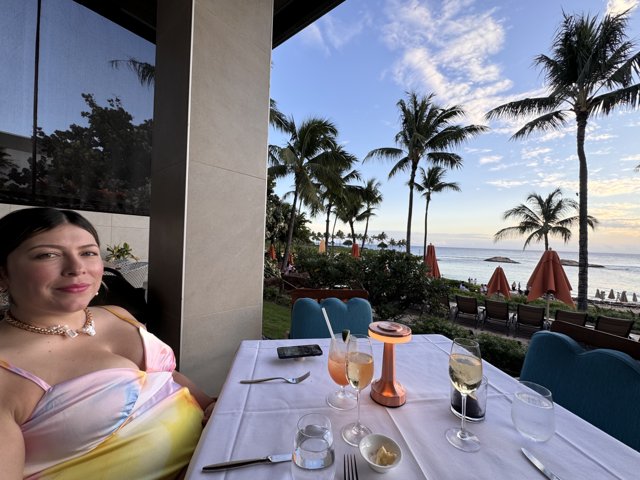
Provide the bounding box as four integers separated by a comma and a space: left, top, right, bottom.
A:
185, 334, 640, 479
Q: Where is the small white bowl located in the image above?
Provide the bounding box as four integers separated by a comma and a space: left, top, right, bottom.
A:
358, 433, 402, 473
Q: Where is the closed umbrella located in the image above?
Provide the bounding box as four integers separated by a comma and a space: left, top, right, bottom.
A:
424, 244, 441, 278
595, 288, 601, 299
487, 266, 510, 299
318, 240, 326, 254
633, 293, 638, 302
608, 289, 615, 299
268, 244, 276, 260
620, 291, 629, 303
351, 243, 360, 258
527, 249, 574, 320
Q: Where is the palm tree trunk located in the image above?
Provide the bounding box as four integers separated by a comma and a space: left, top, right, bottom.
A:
324, 203, 332, 254
576, 113, 589, 311
405, 164, 418, 253
422, 196, 430, 257
361, 216, 370, 250
331, 213, 339, 254
281, 187, 299, 273
349, 220, 356, 245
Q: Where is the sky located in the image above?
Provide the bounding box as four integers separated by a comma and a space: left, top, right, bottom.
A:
269, 0, 640, 254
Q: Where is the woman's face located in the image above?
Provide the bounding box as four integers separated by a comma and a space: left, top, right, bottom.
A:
0, 224, 103, 315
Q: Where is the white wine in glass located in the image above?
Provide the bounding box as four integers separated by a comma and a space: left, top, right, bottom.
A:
445, 338, 482, 452
326, 334, 357, 410
341, 334, 374, 446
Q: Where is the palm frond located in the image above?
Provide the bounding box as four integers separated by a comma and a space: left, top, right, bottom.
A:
511, 110, 569, 140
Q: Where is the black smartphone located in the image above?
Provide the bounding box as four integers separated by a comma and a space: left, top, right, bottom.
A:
277, 344, 323, 359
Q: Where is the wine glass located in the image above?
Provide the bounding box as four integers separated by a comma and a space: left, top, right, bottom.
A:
341, 334, 374, 446
511, 381, 555, 442
326, 334, 357, 410
445, 338, 483, 452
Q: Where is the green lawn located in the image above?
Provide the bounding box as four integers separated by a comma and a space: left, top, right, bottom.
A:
262, 301, 291, 339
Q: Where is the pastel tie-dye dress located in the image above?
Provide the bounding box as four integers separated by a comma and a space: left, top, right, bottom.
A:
0, 318, 204, 479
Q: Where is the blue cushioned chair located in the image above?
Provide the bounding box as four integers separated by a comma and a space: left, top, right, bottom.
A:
520, 331, 640, 451
289, 297, 372, 339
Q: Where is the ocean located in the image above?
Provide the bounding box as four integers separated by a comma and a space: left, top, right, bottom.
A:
393, 246, 640, 300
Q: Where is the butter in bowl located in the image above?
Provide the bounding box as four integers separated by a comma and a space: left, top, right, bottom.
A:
358, 434, 402, 473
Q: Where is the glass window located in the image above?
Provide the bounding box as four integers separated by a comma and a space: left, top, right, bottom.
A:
0, 0, 155, 215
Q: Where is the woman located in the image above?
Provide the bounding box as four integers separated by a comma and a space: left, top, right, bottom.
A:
0, 208, 215, 479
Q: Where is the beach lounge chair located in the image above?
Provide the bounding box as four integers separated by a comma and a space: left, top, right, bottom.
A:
520, 331, 640, 451
594, 315, 634, 338
513, 304, 546, 337
481, 299, 513, 334
554, 309, 588, 327
453, 295, 481, 327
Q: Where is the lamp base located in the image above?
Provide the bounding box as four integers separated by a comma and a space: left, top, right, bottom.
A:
370, 378, 406, 407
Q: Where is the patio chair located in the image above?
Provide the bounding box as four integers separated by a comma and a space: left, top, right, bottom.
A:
554, 309, 588, 326
513, 304, 546, 338
481, 299, 513, 334
453, 295, 481, 327
520, 331, 640, 451
289, 297, 372, 339
594, 315, 634, 338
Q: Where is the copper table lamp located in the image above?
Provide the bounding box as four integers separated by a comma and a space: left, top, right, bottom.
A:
368, 321, 412, 407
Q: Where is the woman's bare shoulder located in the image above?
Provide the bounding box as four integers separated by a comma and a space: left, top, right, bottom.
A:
91, 305, 145, 329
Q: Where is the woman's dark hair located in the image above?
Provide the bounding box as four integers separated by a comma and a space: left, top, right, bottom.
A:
0, 208, 100, 268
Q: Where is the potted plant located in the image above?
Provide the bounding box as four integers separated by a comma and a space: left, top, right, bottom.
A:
105, 242, 139, 265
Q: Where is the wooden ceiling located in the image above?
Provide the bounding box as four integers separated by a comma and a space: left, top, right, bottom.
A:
74, 0, 346, 48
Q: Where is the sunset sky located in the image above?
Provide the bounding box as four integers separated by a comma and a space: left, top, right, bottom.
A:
269, 0, 640, 254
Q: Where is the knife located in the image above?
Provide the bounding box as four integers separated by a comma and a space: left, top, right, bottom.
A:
202, 453, 291, 472
521, 448, 563, 480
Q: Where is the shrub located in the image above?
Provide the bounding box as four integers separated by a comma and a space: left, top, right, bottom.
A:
411, 316, 527, 377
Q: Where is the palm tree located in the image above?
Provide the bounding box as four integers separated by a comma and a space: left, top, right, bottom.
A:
414, 166, 460, 255
334, 186, 367, 246
494, 188, 598, 251
359, 179, 383, 250
486, 11, 640, 310
269, 117, 346, 271
366, 91, 486, 253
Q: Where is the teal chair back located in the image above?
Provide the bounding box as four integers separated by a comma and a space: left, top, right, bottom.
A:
290, 297, 372, 339
520, 331, 640, 451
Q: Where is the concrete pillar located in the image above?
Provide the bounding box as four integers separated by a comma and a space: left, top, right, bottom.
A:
150, 0, 272, 395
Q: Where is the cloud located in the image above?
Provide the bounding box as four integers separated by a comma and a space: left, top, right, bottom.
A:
320, 8, 372, 49
486, 179, 528, 188
621, 154, 640, 162
589, 133, 617, 142
382, 0, 514, 123
299, 24, 330, 55
521, 147, 551, 159
606, 0, 639, 15
479, 155, 502, 164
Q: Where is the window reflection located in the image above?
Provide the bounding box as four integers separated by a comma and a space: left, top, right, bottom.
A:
0, 0, 154, 215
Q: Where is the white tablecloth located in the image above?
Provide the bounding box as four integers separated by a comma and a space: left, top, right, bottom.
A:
185, 335, 640, 479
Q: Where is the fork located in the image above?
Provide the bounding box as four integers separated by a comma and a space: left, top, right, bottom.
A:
239, 371, 310, 384
344, 453, 359, 480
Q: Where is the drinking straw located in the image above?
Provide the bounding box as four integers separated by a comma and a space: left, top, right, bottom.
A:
321, 307, 336, 339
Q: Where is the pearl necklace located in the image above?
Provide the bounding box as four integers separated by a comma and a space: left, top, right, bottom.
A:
3, 308, 96, 338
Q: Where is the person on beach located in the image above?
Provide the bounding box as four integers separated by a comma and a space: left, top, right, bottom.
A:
0, 207, 215, 479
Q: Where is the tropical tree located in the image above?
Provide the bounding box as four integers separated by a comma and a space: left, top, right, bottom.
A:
485, 11, 640, 310
359, 179, 383, 250
268, 117, 347, 271
334, 186, 367, 246
366, 91, 486, 253
494, 188, 598, 251
414, 166, 460, 255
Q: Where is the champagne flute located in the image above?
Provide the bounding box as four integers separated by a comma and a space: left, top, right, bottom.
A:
341, 334, 374, 446
326, 334, 357, 410
445, 338, 483, 452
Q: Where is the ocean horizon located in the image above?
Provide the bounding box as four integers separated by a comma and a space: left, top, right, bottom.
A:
356, 244, 640, 300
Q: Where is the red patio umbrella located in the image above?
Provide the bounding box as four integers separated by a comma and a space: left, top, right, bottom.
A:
268, 244, 276, 260
318, 239, 326, 254
424, 244, 441, 278
527, 249, 574, 319
351, 243, 360, 258
487, 265, 510, 298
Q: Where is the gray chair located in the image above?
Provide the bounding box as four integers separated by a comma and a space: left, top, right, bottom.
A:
481, 299, 513, 334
